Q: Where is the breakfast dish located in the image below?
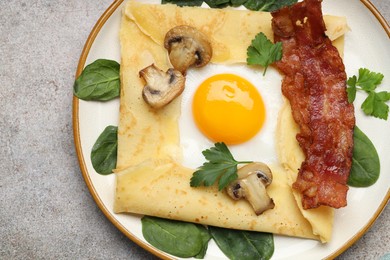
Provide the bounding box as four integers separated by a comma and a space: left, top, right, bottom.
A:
73, 0, 390, 259
113, 0, 351, 243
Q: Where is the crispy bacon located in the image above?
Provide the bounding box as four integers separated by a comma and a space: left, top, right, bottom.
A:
272, 0, 355, 209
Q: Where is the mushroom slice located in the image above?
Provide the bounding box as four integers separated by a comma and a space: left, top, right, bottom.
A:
226, 162, 275, 215
139, 64, 185, 109
164, 25, 212, 74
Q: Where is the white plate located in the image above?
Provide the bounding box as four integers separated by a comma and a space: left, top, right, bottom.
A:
73, 0, 390, 259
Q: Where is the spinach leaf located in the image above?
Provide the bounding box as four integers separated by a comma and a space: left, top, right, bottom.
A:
90, 125, 118, 175
162, 0, 203, 6
74, 59, 120, 101
204, 0, 231, 8
209, 226, 274, 260
244, 0, 272, 11
244, 0, 297, 11
261, 0, 297, 11
230, 0, 247, 7
141, 216, 209, 258
348, 126, 380, 187
161, 0, 297, 11
194, 225, 212, 259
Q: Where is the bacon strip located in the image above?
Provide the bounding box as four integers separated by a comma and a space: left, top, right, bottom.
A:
272, 0, 355, 209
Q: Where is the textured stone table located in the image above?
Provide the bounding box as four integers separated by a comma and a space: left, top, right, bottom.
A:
1, 0, 389, 259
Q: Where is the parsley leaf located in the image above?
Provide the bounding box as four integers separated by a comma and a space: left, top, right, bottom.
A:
190, 142, 252, 191
354, 68, 384, 91
347, 68, 389, 120
247, 32, 282, 76
346, 75, 357, 103
361, 91, 390, 120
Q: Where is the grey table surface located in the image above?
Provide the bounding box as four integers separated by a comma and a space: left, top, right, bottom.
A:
1, 0, 389, 259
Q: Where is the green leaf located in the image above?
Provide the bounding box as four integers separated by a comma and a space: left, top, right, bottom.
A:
74, 59, 120, 101
141, 216, 206, 258
191, 163, 234, 187
161, 0, 296, 10
202, 142, 235, 163
218, 166, 238, 190
356, 68, 384, 92
194, 225, 212, 259
361, 91, 375, 115
348, 126, 380, 187
230, 0, 248, 7
90, 125, 118, 175
361, 91, 390, 120
372, 91, 390, 120
244, 0, 296, 11
376, 91, 390, 102
209, 226, 274, 260
162, 0, 204, 6
247, 32, 282, 76
265, 0, 297, 11
244, 0, 270, 11
346, 75, 357, 103
347, 68, 389, 120
204, 0, 231, 8
190, 143, 252, 190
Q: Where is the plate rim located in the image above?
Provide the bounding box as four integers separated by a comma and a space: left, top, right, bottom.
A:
72, 0, 390, 259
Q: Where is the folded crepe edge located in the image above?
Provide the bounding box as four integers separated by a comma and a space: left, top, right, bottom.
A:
276, 98, 334, 243
113, 157, 322, 240
126, 0, 349, 49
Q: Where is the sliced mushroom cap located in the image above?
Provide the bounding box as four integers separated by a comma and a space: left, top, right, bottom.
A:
164, 25, 212, 74
139, 64, 185, 109
226, 162, 275, 215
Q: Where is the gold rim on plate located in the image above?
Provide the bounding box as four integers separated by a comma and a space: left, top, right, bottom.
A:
72, 1, 390, 259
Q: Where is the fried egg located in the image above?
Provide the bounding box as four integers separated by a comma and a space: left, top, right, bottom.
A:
179, 63, 284, 169
192, 73, 265, 145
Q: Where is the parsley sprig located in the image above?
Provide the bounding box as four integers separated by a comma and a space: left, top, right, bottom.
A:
247, 32, 282, 76
190, 142, 252, 191
347, 68, 390, 120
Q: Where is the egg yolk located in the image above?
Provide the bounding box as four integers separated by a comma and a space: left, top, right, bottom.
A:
192, 73, 265, 145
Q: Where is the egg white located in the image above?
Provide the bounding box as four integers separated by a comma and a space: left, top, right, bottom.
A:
179, 63, 284, 169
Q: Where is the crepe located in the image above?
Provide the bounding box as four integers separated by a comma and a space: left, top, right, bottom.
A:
114, 0, 348, 242
115, 13, 182, 171
276, 99, 334, 242
125, 1, 348, 63
115, 158, 320, 239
